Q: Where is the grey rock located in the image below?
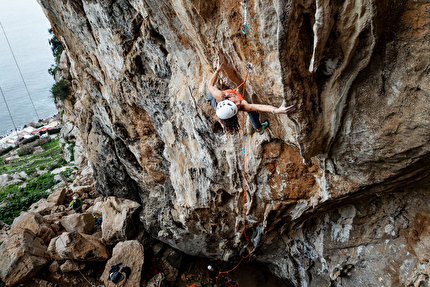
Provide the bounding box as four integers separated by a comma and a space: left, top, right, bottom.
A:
33, 146, 44, 154
0, 174, 15, 189
0, 200, 10, 208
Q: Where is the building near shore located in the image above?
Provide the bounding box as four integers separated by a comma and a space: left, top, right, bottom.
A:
0, 120, 61, 149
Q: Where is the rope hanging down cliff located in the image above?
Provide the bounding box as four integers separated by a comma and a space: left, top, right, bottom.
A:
204, 2, 296, 285
214, 65, 256, 287
219, 62, 253, 241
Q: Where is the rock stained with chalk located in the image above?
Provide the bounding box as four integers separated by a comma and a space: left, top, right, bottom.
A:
37, 0, 430, 285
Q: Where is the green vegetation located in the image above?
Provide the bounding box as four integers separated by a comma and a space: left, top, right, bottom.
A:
17, 146, 32, 157
0, 139, 73, 224
0, 139, 64, 175
48, 28, 64, 77
0, 146, 15, 157
48, 127, 62, 135
67, 141, 76, 162
21, 135, 39, 145
50, 78, 71, 103
0, 173, 58, 224
48, 29, 71, 104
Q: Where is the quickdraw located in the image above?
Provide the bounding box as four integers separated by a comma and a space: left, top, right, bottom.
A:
241, 0, 248, 34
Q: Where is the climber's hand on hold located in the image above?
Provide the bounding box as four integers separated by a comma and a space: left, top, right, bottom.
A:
272, 100, 296, 114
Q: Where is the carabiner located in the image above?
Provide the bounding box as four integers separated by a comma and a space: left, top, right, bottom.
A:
241, 23, 248, 34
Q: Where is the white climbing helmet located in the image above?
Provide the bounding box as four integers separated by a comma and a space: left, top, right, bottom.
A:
73, 195, 78, 200
216, 100, 238, 119
208, 265, 212, 270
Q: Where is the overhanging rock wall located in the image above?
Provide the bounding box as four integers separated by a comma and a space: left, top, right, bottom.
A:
38, 0, 430, 285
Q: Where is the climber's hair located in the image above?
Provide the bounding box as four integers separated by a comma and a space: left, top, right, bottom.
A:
219, 114, 240, 134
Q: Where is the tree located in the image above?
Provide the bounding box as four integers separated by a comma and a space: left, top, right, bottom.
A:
48, 29, 70, 103
48, 29, 64, 77
48, 28, 64, 63
50, 78, 71, 103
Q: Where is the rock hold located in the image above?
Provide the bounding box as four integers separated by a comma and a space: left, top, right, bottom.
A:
49, 261, 60, 273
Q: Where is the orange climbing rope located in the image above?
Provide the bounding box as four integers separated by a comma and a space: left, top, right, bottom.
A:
213, 3, 255, 285
233, 69, 249, 93
239, 68, 249, 241
224, 64, 250, 240
215, 65, 255, 287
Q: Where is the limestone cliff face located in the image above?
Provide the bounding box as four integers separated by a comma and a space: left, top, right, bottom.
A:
37, 0, 430, 285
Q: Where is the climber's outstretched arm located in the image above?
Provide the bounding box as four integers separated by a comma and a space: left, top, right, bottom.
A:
207, 64, 224, 102
241, 100, 296, 114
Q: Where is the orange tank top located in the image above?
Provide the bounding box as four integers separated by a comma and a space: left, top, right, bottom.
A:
224, 89, 244, 101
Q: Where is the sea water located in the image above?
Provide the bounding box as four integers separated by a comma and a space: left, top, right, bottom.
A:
0, 0, 57, 136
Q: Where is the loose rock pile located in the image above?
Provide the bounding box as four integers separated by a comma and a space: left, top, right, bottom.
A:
0, 166, 183, 287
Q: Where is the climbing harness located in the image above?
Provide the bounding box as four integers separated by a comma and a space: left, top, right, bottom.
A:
241, 0, 248, 34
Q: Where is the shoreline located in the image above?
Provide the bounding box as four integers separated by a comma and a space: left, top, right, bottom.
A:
0, 112, 61, 150
0, 111, 60, 137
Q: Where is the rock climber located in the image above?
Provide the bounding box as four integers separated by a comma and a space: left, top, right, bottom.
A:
94, 215, 102, 226
206, 62, 296, 134
208, 265, 220, 287
68, 195, 83, 213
